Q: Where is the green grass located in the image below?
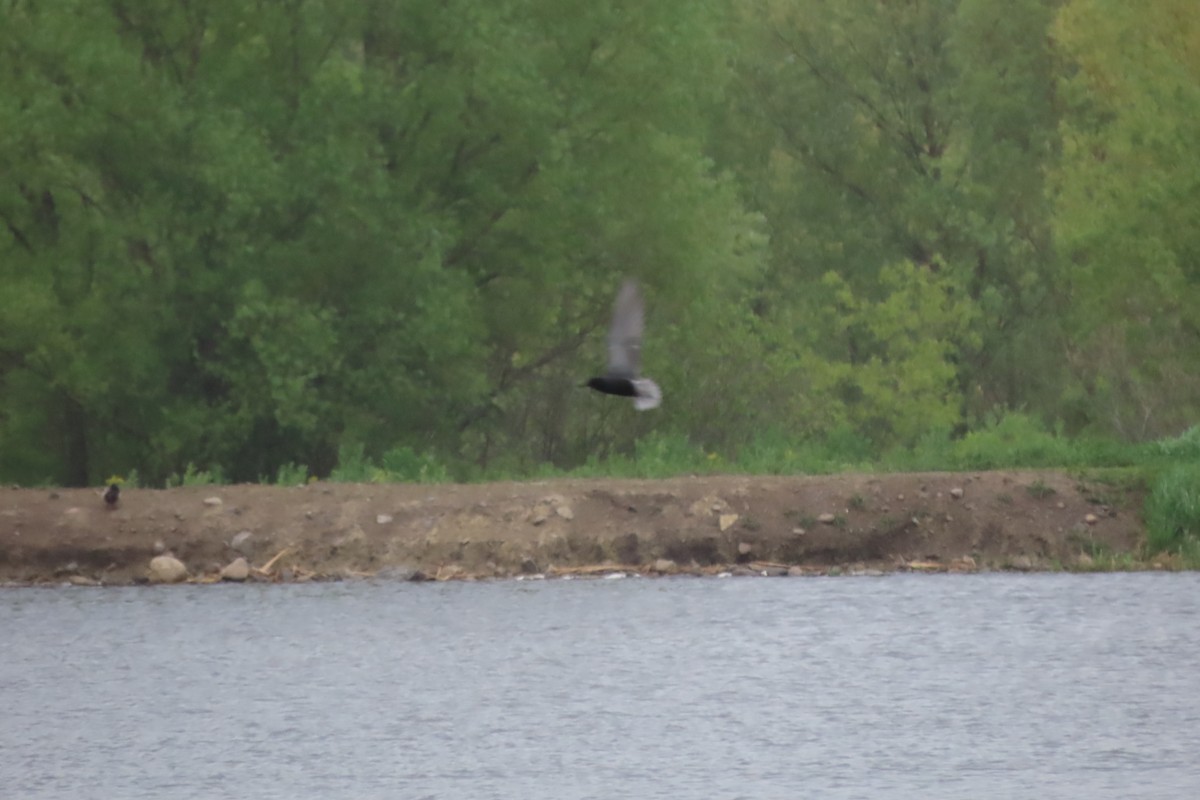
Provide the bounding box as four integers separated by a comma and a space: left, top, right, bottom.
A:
521, 414, 1191, 483
100, 414, 1200, 489
1145, 463, 1200, 556
329, 442, 449, 484
165, 463, 226, 488
273, 462, 310, 486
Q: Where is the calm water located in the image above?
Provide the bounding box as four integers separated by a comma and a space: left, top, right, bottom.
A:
3, 573, 1199, 799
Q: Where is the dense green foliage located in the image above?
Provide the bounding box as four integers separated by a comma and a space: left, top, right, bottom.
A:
1, 0, 1197, 488
1146, 464, 1200, 556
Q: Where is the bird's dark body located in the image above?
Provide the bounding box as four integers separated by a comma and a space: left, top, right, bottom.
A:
585, 279, 662, 410
586, 376, 637, 398
103, 483, 119, 507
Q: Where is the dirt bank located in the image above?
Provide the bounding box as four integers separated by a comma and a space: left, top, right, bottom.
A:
0, 470, 1153, 586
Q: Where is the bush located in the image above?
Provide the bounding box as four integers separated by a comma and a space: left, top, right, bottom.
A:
950, 412, 1070, 469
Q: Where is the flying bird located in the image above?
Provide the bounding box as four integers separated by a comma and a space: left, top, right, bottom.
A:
585, 279, 662, 410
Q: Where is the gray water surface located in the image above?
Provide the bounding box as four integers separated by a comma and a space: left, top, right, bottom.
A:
3, 573, 1199, 799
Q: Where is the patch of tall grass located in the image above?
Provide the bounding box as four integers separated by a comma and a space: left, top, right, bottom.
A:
136, 417, 1200, 545
1145, 463, 1200, 556
308, 417, 1200, 488
165, 463, 227, 487
273, 462, 310, 486
327, 442, 450, 484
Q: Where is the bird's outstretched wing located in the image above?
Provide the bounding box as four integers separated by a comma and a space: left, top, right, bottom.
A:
606, 280, 644, 378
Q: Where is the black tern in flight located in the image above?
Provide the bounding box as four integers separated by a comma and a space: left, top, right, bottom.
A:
585, 280, 662, 410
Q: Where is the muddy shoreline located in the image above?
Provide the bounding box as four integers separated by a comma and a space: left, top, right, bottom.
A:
0, 470, 1155, 586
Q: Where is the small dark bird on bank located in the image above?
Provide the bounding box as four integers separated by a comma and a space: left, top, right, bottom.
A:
585, 279, 662, 410
103, 483, 120, 508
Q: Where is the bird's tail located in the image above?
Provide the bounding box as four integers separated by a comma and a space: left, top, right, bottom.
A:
631, 378, 662, 411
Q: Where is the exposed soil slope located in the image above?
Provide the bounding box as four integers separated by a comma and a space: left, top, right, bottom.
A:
0, 470, 1148, 586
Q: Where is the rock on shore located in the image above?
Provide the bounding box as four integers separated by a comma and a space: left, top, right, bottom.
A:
148, 555, 188, 584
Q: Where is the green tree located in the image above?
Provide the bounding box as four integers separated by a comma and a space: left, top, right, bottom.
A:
1052, 0, 1200, 438
0, 0, 765, 484
715, 0, 1065, 446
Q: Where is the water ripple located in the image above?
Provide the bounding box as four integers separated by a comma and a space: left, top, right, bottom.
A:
3, 573, 1200, 799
